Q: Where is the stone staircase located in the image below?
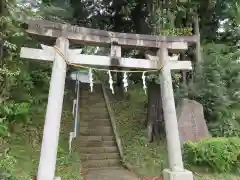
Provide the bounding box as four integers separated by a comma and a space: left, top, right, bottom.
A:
77, 83, 122, 171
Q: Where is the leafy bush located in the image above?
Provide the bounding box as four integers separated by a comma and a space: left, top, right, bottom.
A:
0, 6, 52, 138
0, 102, 30, 136
0, 102, 30, 123
0, 153, 17, 180
187, 44, 240, 122
176, 43, 240, 136
209, 118, 240, 137
183, 137, 240, 172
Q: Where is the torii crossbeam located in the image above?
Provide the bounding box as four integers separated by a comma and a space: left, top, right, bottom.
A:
21, 46, 192, 70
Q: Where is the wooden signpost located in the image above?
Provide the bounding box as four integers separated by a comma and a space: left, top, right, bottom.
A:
20, 20, 196, 180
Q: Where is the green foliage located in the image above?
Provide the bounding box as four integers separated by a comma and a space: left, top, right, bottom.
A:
0, 1, 52, 137
109, 84, 240, 178
0, 90, 82, 180
209, 118, 240, 137
183, 137, 240, 173
0, 102, 30, 136
0, 153, 17, 179
160, 27, 193, 35
178, 43, 240, 136
0, 103, 30, 123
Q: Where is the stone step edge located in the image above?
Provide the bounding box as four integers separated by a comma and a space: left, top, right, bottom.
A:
81, 159, 121, 163
77, 135, 114, 138
80, 123, 111, 125
80, 128, 112, 132
80, 147, 118, 152
79, 124, 111, 127
81, 159, 122, 168
77, 140, 116, 143
81, 152, 120, 156
81, 166, 122, 173
77, 137, 115, 142
80, 119, 110, 121
81, 153, 121, 162
81, 156, 121, 161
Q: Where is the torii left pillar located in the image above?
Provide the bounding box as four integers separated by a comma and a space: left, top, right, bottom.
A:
38, 37, 68, 180
20, 37, 69, 180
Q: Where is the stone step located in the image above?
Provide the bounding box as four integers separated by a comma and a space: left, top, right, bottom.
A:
81, 152, 120, 160
80, 104, 107, 109
81, 87, 101, 90
81, 94, 103, 98
80, 130, 112, 136
80, 104, 107, 108
80, 102, 105, 107
80, 114, 109, 119
79, 108, 109, 116
80, 94, 104, 98
80, 98, 105, 103
80, 100, 105, 104
80, 146, 118, 154
80, 100, 105, 103
82, 159, 121, 169
80, 118, 110, 123
80, 128, 112, 135
80, 120, 111, 126
81, 88, 102, 93
79, 109, 109, 115
78, 136, 115, 142
81, 166, 123, 173
78, 140, 116, 147
80, 117, 110, 121
80, 126, 112, 133
80, 87, 102, 92
80, 105, 105, 108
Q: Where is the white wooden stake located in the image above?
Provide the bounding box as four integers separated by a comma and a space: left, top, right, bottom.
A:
142, 71, 147, 94
122, 72, 128, 92
158, 46, 184, 172
37, 37, 69, 180
89, 68, 93, 92
74, 78, 80, 137
108, 70, 114, 94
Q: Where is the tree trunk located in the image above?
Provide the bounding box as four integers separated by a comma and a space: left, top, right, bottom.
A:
145, 83, 164, 142
115, 71, 124, 96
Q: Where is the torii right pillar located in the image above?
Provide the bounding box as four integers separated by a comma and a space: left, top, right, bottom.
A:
158, 44, 194, 180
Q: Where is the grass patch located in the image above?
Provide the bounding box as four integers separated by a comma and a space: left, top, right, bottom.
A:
0, 91, 82, 180
108, 85, 167, 176
107, 84, 240, 179
194, 173, 240, 180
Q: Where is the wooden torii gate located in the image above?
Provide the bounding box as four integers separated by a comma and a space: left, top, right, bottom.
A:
20, 20, 196, 180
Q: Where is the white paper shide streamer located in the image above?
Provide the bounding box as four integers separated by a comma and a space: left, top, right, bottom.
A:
122, 72, 128, 92
108, 70, 114, 94
142, 71, 147, 94
89, 68, 93, 92
69, 132, 74, 152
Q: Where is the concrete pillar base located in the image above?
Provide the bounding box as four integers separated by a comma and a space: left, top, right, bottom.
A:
163, 169, 194, 180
